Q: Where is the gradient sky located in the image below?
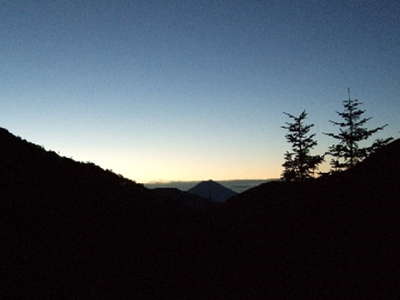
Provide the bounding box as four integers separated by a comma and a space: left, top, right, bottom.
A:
1, 0, 399, 183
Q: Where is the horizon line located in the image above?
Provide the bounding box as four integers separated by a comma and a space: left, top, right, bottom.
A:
143, 178, 279, 184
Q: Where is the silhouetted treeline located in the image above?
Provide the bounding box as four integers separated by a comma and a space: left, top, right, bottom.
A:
282, 92, 393, 181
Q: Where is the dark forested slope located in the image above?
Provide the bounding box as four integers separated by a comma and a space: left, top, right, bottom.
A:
1, 127, 399, 298
219, 139, 400, 298
0, 128, 210, 297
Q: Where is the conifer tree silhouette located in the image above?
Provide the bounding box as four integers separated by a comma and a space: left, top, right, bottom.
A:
324, 89, 393, 171
281, 111, 323, 182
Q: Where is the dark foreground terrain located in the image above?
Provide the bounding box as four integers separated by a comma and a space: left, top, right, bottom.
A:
1, 127, 399, 298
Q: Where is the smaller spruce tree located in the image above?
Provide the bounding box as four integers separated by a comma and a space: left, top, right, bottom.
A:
281, 111, 323, 182
324, 90, 393, 171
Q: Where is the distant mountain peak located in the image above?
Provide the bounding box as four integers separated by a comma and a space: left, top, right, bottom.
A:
188, 180, 237, 203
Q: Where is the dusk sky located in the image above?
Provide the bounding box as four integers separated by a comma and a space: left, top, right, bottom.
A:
1, 0, 399, 183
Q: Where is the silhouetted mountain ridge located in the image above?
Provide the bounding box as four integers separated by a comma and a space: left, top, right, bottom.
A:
146, 179, 274, 193
1, 127, 399, 298
0, 127, 219, 297
0, 127, 211, 212
188, 180, 237, 202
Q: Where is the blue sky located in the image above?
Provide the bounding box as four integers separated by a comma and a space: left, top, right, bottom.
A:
1, 0, 399, 182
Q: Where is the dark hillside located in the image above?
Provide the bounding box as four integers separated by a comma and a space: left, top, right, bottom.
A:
0, 127, 148, 205
0, 128, 212, 297
218, 139, 400, 298
1, 127, 399, 298
151, 188, 216, 210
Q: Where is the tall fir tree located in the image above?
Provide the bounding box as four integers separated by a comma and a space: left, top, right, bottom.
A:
281, 111, 323, 182
325, 89, 393, 171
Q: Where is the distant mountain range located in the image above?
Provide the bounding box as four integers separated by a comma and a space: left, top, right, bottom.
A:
188, 180, 237, 202
145, 179, 275, 193
1, 126, 399, 298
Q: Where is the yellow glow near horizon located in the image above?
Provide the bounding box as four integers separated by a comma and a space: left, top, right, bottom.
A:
107, 156, 282, 184
51, 145, 282, 183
